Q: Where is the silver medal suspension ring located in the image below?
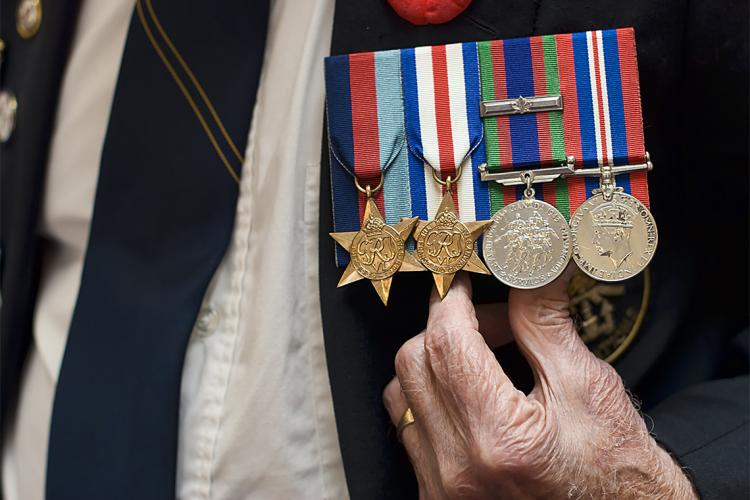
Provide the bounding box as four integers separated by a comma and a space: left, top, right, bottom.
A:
569, 163, 658, 282
483, 172, 572, 289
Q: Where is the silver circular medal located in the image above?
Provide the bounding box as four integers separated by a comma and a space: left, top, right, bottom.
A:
570, 191, 657, 282
483, 198, 572, 289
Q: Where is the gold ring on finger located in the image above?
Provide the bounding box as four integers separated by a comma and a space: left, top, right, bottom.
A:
396, 407, 415, 440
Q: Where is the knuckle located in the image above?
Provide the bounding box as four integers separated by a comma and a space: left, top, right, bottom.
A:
513, 290, 575, 333
425, 324, 479, 358
536, 308, 577, 344
424, 324, 452, 356
535, 296, 572, 324
394, 336, 424, 378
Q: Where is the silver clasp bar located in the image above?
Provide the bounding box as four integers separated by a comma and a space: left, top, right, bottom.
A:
480, 95, 563, 117
478, 153, 653, 186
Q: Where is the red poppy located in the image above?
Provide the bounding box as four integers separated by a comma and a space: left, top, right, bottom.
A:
387, 0, 472, 25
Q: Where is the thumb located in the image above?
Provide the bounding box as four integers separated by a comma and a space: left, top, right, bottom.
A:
508, 263, 592, 379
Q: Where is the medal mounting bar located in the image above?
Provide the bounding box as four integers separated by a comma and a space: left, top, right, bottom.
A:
480, 95, 563, 117
478, 153, 653, 186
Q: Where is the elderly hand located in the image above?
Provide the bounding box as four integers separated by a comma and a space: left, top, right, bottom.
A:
383, 269, 697, 499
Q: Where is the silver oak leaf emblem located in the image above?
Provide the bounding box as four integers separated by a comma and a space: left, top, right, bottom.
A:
511, 96, 532, 114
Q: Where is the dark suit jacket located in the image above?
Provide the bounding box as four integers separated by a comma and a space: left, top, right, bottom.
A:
1, 1, 747, 499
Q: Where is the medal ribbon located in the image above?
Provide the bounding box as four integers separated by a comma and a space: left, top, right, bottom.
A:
478, 28, 649, 219
401, 42, 490, 224
325, 49, 413, 265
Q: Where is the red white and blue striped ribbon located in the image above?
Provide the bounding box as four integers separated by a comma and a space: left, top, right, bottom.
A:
401, 42, 491, 225
559, 28, 649, 204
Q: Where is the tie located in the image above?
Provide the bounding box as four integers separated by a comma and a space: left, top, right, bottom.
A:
46, 2, 268, 498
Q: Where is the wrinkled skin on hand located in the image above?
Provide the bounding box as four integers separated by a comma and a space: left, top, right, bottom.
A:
383, 267, 697, 499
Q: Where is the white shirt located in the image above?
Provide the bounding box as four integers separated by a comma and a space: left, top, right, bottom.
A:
1, 0, 349, 499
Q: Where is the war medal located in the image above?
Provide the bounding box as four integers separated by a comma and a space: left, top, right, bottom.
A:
563, 28, 658, 282
475, 36, 571, 288
414, 168, 491, 298
570, 162, 657, 282
330, 178, 422, 305
483, 172, 571, 288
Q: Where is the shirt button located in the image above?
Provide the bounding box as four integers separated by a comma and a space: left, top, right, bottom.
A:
17, 0, 42, 39
195, 307, 220, 336
0, 91, 18, 143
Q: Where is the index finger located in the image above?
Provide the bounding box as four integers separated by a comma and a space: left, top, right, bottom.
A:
426, 272, 479, 334
424, 273, 516, 420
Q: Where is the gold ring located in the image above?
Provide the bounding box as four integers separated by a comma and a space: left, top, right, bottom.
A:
396, 407, 415, 439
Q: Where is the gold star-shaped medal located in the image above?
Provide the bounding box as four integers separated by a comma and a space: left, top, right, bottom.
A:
414, 191, 492, 298
330, 198, 423, 305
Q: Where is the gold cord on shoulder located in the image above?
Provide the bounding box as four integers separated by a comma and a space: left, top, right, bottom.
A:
135, 0, 241, 184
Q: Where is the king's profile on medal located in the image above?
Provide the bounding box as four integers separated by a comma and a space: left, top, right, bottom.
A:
591, 201, 636, 269
571, 191, 657, 282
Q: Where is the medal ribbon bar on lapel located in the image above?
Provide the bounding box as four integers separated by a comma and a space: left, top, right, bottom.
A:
324, 28, 654, 284
325, 29, 651, 248
477, 28, 651, 220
